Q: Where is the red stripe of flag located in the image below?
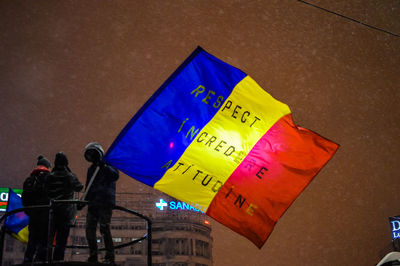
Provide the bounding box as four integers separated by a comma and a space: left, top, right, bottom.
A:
207, 114, 339, 248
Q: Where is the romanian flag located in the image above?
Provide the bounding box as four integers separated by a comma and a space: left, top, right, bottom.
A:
5, 188, 29, 243
105, 47, 339, 248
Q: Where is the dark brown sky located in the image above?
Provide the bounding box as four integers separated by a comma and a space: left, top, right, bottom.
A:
1, 1, 399, 265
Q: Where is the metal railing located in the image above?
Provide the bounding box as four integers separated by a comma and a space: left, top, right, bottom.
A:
0, 200, 152, 265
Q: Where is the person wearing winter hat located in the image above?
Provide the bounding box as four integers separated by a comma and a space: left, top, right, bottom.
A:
45, 152, 83, 261
36, 155, 51, 169
21, 155, 51, 263
83, 142, 119, 264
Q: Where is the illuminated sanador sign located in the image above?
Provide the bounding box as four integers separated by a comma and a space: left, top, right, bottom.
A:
155, 199, 204, 213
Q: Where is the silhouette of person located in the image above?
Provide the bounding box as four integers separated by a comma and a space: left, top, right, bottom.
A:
83, 142, 119, 264
45, 152, 83, 261
22, 155, 51, 263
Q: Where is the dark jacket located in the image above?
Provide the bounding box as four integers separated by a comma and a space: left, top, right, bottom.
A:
85, 163, 119, 206
46, 165, 83, 223
22, 166, 50, 216
46, 166, 83, 200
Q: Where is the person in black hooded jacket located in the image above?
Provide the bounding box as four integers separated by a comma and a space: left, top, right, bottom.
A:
22, 155, 51, 263
83, 142, 119, 264
45, 152, 83, 261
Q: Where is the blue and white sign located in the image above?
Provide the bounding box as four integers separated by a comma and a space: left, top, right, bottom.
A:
389, 216, 400, 240
0, 188, 23, 212
156, 199, 168, 210
155, 199, 204, 213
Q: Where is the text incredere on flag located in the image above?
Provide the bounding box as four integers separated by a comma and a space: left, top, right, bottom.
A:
104, 46, 339, 248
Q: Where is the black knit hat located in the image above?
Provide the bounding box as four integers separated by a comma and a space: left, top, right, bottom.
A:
37, 155, 51, 168
54, 152, 68, 167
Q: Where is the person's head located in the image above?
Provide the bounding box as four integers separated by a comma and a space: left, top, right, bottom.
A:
54, 152, 68, 168
84, 142, 104, 164
37, 155, 51, 169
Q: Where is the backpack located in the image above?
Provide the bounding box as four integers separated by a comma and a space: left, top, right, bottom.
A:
22, 172, 48, 209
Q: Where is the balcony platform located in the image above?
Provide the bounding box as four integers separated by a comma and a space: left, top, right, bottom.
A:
13, 262, 114, 266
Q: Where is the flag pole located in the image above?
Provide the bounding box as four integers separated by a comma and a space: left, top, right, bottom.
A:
71, 165, 100, 226
81, 166, 100, 202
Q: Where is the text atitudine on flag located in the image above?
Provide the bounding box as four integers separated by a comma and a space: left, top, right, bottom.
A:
104, 46, 339, 248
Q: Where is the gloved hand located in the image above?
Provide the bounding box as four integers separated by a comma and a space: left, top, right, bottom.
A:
95, 160, 105, 167
76, 202, 86, 211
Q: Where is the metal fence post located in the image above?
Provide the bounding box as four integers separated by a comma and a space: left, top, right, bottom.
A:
0, 225, 6, 265
47, 200, 54, 263
147, 219, 152, 266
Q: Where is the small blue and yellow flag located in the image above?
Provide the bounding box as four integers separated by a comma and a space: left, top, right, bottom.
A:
5, 188, 29, 243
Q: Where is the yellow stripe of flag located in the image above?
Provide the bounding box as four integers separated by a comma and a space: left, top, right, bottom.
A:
154, 76, 291, 211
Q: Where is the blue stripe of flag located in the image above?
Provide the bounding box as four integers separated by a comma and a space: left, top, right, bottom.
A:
104, 47, 246, 186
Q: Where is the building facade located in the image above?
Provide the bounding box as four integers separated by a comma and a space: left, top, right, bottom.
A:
1, 192, 213, 266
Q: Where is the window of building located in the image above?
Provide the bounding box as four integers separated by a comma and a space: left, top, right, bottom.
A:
3, 259, 13, 266
153, 226, 164, 232
130, 242, 143, 255
5, 240, 13, 252
195, 240, 210, 258
174, 238, 189, 255
152, 239, 164, 256
73, 236, 86, 245
130, 224, 145, 230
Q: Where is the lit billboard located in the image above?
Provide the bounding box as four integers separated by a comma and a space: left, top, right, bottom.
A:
390, 216, 400, 240
0, 188, 23, 212
155, 199, 204, 213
